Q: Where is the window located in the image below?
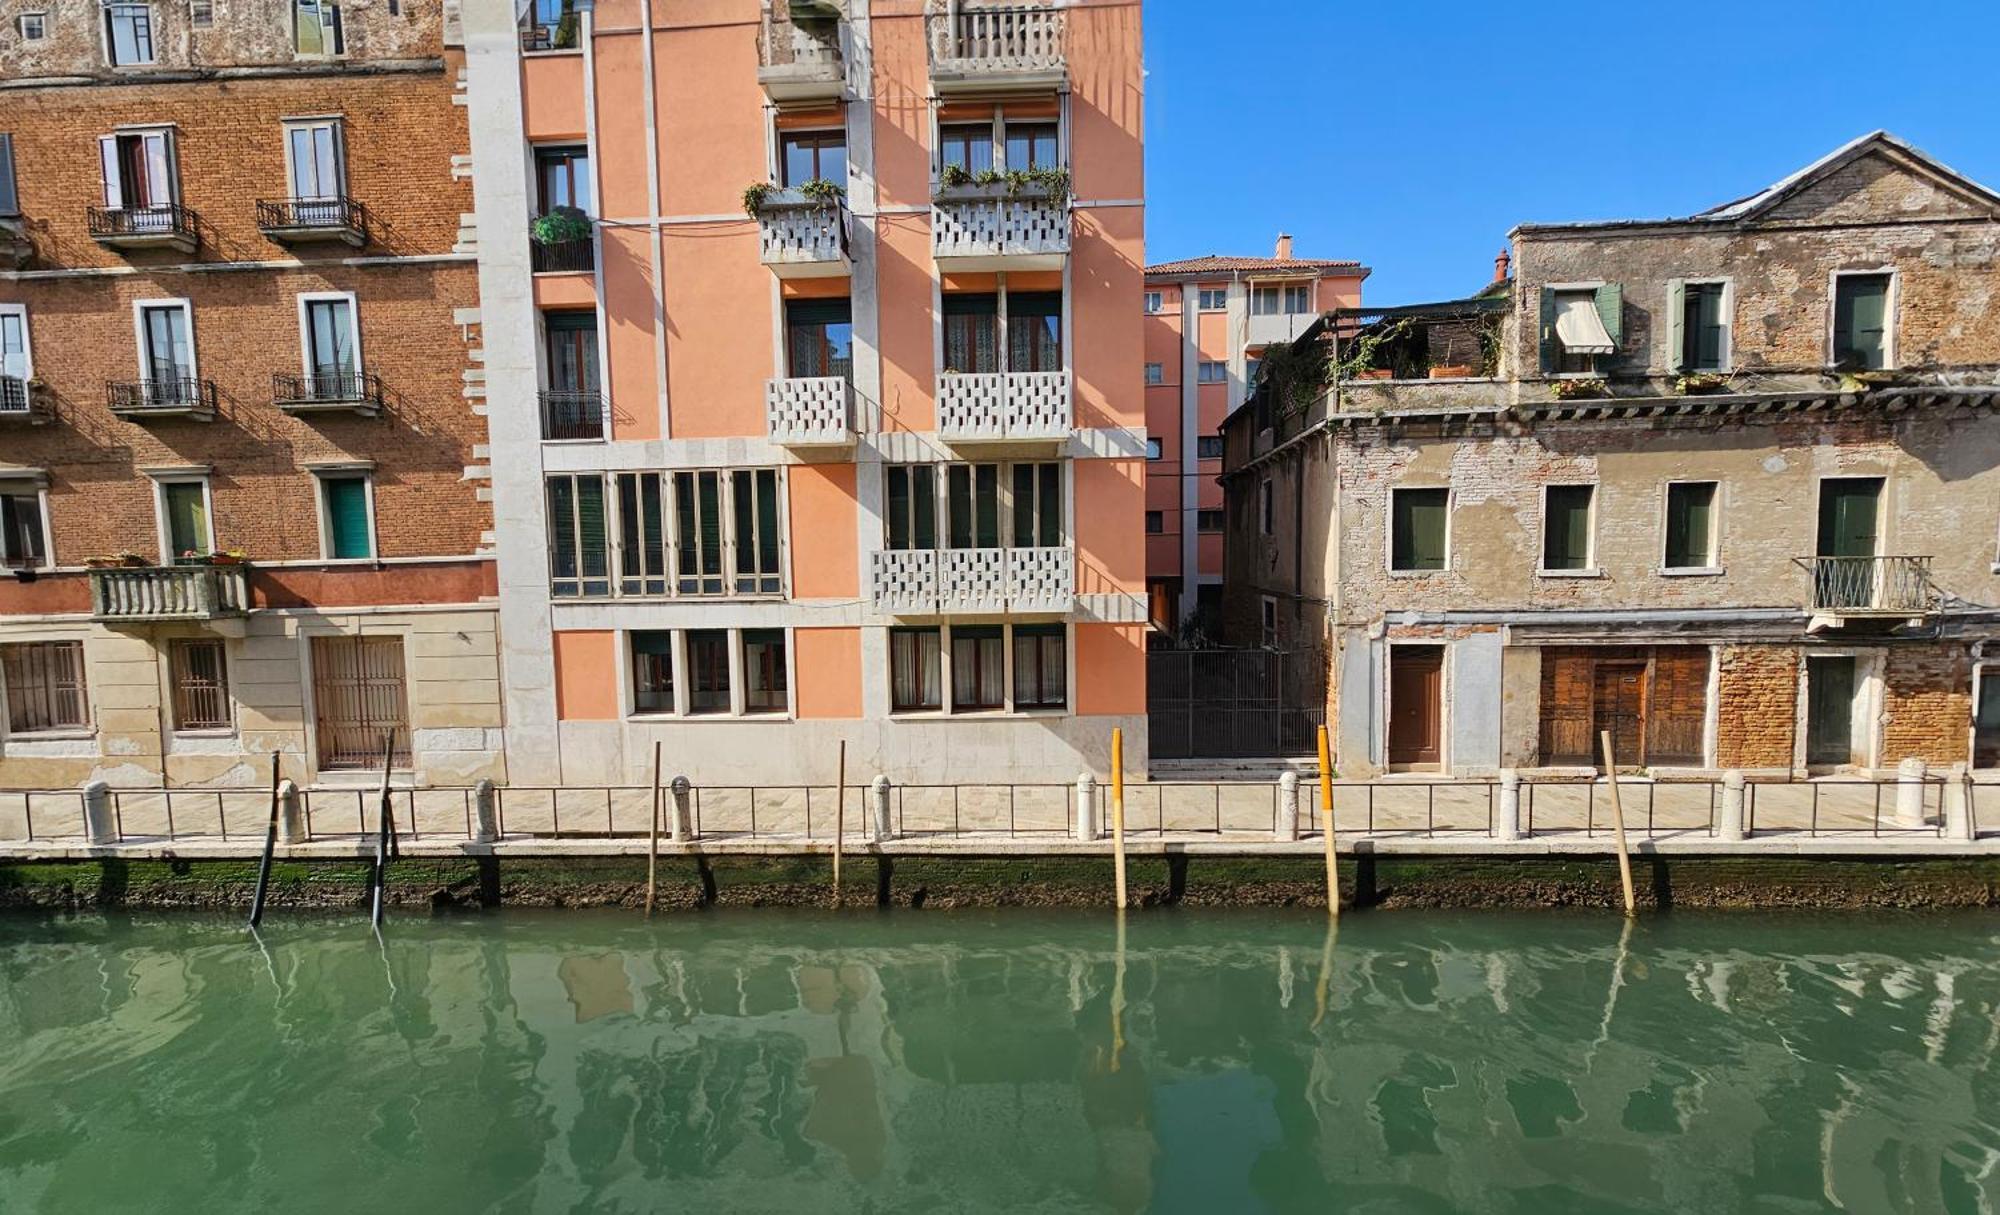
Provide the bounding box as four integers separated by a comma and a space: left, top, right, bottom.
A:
1259, 479, 1274, 536
1143, 291, 1163, 314
293, 0, 343, 56
786, 298, 852, 379
0, 482, 47, 569
1244, 356, 1261, 387
1197, 287, 1227, 312
189, 0, 212, 27
1144, 362, 1163, 385
780, 129, 846, 189
1285, 283, 1312, 314
1542, 484, 1595, 572
1663, 481, 1718, 571
886, 464, 938, 550
18, 13, 46, 41
1144, 510, 1163, 535
730, 469, 782, 593
1673, 280, 1728, 372
1145, 438, 1163, 460
545, 310, 598, 392
686, 630, 731, 714
743, 630, 787, 713
103, 3, 154, 65
890, 627, 942, 711
1012, 462, 1061, 547
1008, 292, 1062, 373
951, 626, 1004, 711
155, 478, 210, 562
629, 631, 674, 714
943, 293, 998, 374
523, 0, 579, 49
945, 463, 1000, 548
1197, 509, 1223, 533
0, 304, 31, 399
1390, 487, 1448, 572
546, 473, 608, 596
1197, 436, 1224, 460
673, 470, 725, 594
310, 635, 410, 768
134, 300, 195, 400
169, 639, 230, 731
318, 474, 373, 561
99, 129, 177, 217
299, 292, 359, 395
1250, 283, 1311, 315
1013, 624, 1066, 710
1003, 122, 1058, 171
2, 642, 87, 734
614, 472, 666, 595
1541, 285, 1619, 375
534, 145, 591, 215
284, 120, 344, 204
1833, 272, 1892, 370
0, 133, 16, 218
1197, 360, 1225, 384
1260, 597, 1277, 650
938, 123, 994, 175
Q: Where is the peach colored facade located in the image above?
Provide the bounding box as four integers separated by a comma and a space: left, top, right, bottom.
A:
465, 0, 1148, 785
1141, 247, 1365, 631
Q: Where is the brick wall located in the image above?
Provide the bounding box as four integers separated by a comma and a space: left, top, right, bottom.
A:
1881, 644, 1972, 765
1715, 645, 1798, 769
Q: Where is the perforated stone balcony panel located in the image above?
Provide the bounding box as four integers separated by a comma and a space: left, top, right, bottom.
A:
926, 3, 1065, 93
870, 545, 1073, 615
756, 193, 850, 278
931, 184, 1068, 271
766, 376, 855, 447
937, 369, 1070, 447
871, 549, 939, 614
940, 548, 1009, 613
1007, 546, 1073, 614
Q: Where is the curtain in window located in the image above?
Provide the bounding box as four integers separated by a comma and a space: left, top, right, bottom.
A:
952, 628, 1003, 709
1007, 293, 1061, 372
306, 299, 355, 379
1013, 626, 1066, 708
288, 124, 340, 200
163, 482, 207, 559
630, 631, 674, 713
891, 629, 941, 710
943, 295, 998, 373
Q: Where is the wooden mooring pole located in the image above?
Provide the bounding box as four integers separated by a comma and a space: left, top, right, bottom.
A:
248, 750, 281, 929
1110, 728, 1127, 909
369, 732, 395, 930
1598, 730, 1638, 917
1316, 725, 1338, 917
645, 740, 662, 917
832, 740, 847, 907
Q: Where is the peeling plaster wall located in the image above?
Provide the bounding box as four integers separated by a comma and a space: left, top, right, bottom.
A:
0, 0, 442, 83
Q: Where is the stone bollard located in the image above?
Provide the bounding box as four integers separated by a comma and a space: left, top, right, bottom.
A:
1943, 762, 1975, 841
1495, 769, 1521, 842
1896, 757, 1929, 828
872, 775, 893, 842
1717, 769, 1747, 841
81, 780, 116, 846
1075, 773, 1098, 841
472, 778, 498, 844
276, 779, 306, 844
1276, 771, 1300, 841
670, 776, 693, 841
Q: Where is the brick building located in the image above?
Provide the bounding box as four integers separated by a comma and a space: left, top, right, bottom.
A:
461, 0, 1147, 786
1222, 132, 2000, 779
0, 0, 502, 787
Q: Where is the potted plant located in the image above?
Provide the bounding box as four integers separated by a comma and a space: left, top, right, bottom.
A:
1551, 376, 1609, 400
1674, 372, 1729, 395
741, 182, 776, 216
797, 177, 844, 207
205, 549, 248, 566
938, 163, 972, 189
530, 205, 591, 245
1353, 368, 1394, 381
1428, 364, 1475, 379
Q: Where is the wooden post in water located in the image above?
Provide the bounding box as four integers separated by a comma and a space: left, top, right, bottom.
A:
1316, 725, 1338, 917
1598, 730, 1637, 917
832, 740, 847, 907
369, 732, 395, 930
1110, 727, 1127, 909
645, 740, 662, 917
248, 750, 282, 929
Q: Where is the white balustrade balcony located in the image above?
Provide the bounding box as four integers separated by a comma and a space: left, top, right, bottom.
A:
926, 4, 1065, 93
765, 375, 855, 447
870, 545, 1073, 615
758, 3, 845, 102
756, 192, 849, 278
90, 564, 251, 623
931, 184, 1068, 271
936, 369, 1069, 446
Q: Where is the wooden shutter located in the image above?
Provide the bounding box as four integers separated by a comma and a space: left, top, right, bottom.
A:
1593, 282, 1623, 368
323, 476, 371, 559
98, 136, 123, 208
0, 134, 17, 218
1664, 280, 1685, 372
1646, 647, 1709, 765
1538, 287, 1558, 373
1538, 648, 1595, 765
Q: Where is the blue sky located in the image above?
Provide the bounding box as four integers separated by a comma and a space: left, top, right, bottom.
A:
1143, 1, 2000, 303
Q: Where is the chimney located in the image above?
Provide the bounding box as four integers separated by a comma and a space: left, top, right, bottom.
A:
1493, 247, 1511, 283
1274, 232, 1293, 260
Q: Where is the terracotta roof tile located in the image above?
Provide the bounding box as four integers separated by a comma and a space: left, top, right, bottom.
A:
1145, 254, 1368, 278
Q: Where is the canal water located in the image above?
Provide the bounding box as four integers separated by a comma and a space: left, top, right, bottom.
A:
1, 910, 1996, 1214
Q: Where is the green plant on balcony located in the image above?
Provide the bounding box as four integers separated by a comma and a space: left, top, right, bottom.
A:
938, 163, 972, 189
1007, 166, 1070, 205
797, 177, 845, 207
1551, 376, 1609, 400
1674, 372, 1730, 395
741, 182, 775, 215
530, 205, 591, 245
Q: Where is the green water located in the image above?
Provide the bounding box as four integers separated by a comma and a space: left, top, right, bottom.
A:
1, 911, 1997, 1214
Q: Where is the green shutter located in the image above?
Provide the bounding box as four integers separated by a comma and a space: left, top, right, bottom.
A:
164, 482, 208, 559
1543, 485, 1593, 571
1538, 287, 1558, 373
1392, 488, 1448, 571
1834, 275, 1888, 369
323, 476, 372, 560
1593, 282, 1623, 368
1664, 482, 1714, 569
1665, 280, 1685, 372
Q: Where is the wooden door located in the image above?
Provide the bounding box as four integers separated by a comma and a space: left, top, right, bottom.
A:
1592, 662, 1647, 769
311, 635, 411, 770
1388, 646, 1443, 768
1806, 655, 1857, 767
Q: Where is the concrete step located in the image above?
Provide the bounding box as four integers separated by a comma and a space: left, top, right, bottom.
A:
1148, 757, 1320, 782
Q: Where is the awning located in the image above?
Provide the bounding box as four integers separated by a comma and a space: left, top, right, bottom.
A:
1554, 293, 1615, 355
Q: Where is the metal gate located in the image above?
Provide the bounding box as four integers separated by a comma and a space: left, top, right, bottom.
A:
311, 635, 412, 769
1146, 648, 1325, 760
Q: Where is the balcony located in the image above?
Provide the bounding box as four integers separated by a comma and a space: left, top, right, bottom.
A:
1800, 555, 1934, 621
90, 564, 251, 624
256, 197, 368, 247
765, 375, 855, 447
755, 192, 849, 278
87, 204, 199, 253
926, 3, 1065, 93
540, 389, 604, 441
937, 370, 1069, 446
0, 219, 29, 269
0, 376, 45, 423
758, 2, 845, 102
871, 546, 1073, 615
531, 237, 595, 274
1247, 310, 1318, 350
931, 184, 1068, 271
107, 377, 216, 421
273, 371, 384, 416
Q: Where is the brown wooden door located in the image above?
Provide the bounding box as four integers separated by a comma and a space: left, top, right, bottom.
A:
1388, 646, 1444, 768
1593, 662, 1647, 769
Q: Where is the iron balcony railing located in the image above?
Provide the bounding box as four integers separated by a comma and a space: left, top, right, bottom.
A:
87, 204, 198, 243
540, 389, 604, 440
273, 370, 383, 410
255, 197, 367, 240
530, 236, 595, 273
0, 376, 29, 417
89, 564, 251, 623
106, 377, 216, 416
1799, 555, 1934, 615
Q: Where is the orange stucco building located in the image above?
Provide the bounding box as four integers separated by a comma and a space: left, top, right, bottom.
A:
465, 0, 1148, 785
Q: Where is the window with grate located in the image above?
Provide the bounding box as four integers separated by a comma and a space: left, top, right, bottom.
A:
2, 641, 87, 734
170, 638, 230, 731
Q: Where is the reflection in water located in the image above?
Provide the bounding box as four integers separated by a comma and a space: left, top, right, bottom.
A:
0, 910, 1998, 1212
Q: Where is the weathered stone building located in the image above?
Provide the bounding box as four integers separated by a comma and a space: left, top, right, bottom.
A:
0, 1, 503, 788
1223, 132, 2000, 779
